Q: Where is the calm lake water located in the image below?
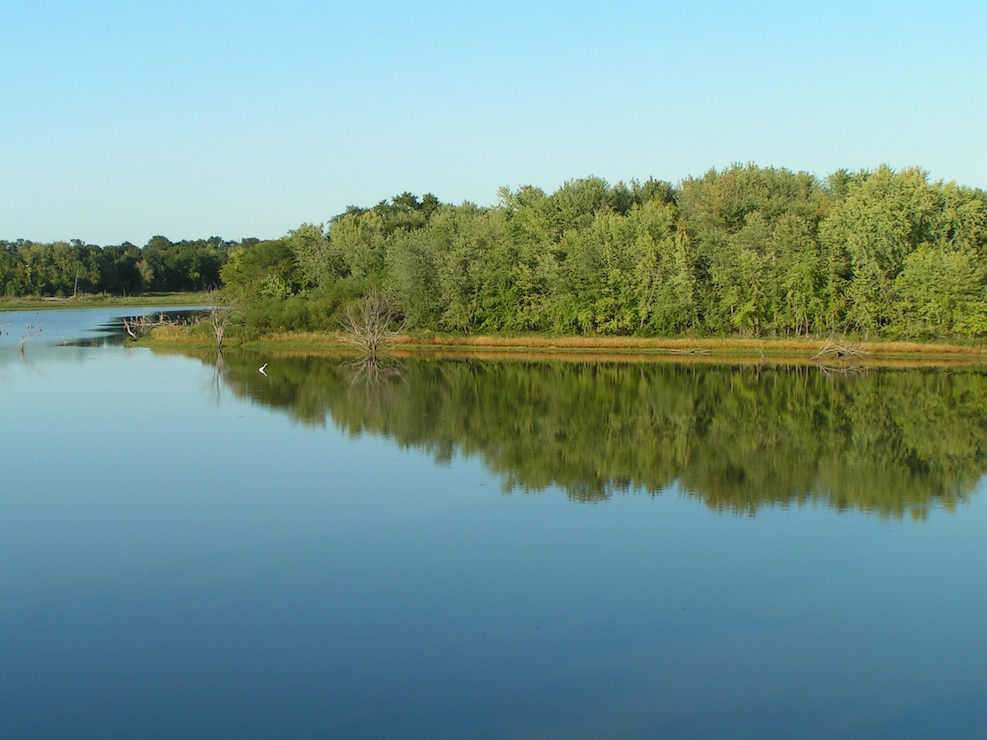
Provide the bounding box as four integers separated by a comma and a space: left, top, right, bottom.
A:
3, 308, 987, 738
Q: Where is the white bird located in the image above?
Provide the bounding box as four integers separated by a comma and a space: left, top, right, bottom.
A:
258, 363, 268, 376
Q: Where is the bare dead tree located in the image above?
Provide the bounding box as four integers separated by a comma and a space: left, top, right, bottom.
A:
340, 288, 404, 360
209, 304, 238, 351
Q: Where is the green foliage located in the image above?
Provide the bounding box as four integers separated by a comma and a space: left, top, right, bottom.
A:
256, 169, 985, 339
221, 239, 300, 298
138, 235, 231, 292
0, 236, 243, 297
894, 244, 987, 338
383, 228, 443, 327
286, 223, 334, 289
10, 167, 987, 340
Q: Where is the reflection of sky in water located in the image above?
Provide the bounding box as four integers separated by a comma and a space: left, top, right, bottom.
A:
3, 309, 987, 738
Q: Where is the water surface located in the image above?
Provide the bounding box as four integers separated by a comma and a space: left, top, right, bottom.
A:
3, 309, 987, 738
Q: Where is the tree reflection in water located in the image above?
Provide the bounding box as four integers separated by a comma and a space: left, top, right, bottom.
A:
343, 355, 404, 388
192, 351, 987, 520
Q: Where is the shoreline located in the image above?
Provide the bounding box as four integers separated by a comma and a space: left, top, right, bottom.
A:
146, 329, 987, 368
0, 292, 213, 311
5, 298, 985, 365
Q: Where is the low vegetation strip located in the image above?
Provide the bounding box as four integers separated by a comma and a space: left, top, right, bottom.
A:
0, 292, 214, 311
143, 320, 987, 364
380, 333, 986, 359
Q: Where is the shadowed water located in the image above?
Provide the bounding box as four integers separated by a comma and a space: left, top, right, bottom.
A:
3, 309, 987, 738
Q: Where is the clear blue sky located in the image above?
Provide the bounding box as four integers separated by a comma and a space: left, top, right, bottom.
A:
2, 0, 985, 246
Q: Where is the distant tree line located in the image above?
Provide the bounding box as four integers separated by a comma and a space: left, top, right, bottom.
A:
0, 235, 252, 297
220, 164, 987, 340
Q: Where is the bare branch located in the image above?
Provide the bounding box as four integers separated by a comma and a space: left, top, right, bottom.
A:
339, 288, 404, 359
121, 313, 175, 340
811, 339, 868, 362
209, 304, 238, 350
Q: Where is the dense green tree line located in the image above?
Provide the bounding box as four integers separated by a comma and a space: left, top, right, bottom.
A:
0, 235, 250, 297
222, 167, 987, 339
193, 352, 987, 519
11, 164, 987, 338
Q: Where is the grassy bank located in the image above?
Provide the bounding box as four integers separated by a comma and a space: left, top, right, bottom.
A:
142, 323, 987, 367
0, 292, 214, 311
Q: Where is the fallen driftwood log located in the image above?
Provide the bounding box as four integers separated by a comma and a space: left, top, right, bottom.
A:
122, 313, 175, 339
811, 340, 868, 362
